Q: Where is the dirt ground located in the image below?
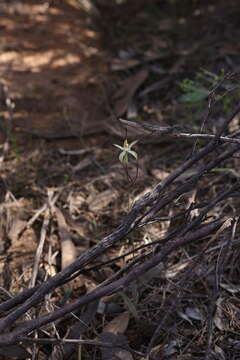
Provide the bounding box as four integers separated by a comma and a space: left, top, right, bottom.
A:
1, 0, 240, 359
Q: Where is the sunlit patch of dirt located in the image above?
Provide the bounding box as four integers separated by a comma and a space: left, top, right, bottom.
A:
0, 0, 108, 146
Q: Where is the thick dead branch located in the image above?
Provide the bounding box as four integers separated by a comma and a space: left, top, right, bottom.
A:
0, 219, 224, 345
0, 102, 239, 347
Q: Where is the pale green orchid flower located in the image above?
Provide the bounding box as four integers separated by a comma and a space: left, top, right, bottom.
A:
113, 139, 138, 164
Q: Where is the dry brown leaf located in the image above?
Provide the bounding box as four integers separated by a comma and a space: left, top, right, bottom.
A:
113, 69, 148, 116
54, 207, 77, 269
111, 58, 140, 71
99, 332, 133, 360
72, 157, 92, 172
214, 297, 229, 331
103, 311, 130, 335
8, 218, 27, 243
8, 227, 37, 268
150, 168, 170, 180
87, 189, 118, 212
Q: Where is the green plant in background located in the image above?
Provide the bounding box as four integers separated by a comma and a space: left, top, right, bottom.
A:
10, 134, 21, 159
63, 174, 69, 182
178, 69, 239, 116
178, 78, 209, 103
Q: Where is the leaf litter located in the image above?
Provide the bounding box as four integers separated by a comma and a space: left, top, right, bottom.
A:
0, 1, 240, 359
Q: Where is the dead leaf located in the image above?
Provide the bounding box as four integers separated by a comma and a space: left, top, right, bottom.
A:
61, 301, 99, 360
220, 282, 240, 294
150, 168, 170, 180
214, 345, 225, 360
72, 157, 92, 172
8, 218, 27, 243
138, 263, 163, 284
139, 78, 169, 98
99, 332, 133, 360
8, 227, 37, 268
214, 297, 229, 331
185, 307, 204, 321
163, 340, 178, 356
111, 58, 140, 71
103, 311, 130, 335
87, 189, 118, 212
54, 207, 77, 269
120, 292, 138, 321
113, 69, 148, 116
178, 311, 193, 325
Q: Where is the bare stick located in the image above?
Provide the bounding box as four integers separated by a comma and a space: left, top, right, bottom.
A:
119, 118, 240, 144
0, 83, 14, 164
30, 209, 50, 288
30, 190, 58, 288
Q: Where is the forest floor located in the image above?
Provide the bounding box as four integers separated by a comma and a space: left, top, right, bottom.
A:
1, 0, 240, 359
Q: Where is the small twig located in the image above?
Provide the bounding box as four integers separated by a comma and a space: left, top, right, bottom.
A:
58, 147, 94, 155
29, 210, 50, 289
0, 83, 14, 164
119, 118, 240, 145
29, 190, 59, 288
26, 204, 47, 229
17, 336, 145, 358
168, 131, 240, 144
119, 118, 176, 134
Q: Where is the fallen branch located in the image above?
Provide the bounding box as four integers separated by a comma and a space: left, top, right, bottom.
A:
119, 119, 240, 145
0, 219, 224, 345
0, 101, 239, 348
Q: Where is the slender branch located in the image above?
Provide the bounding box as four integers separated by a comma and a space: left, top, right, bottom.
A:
169, 132, 240, 144
119, 102, 240, 142
18, 337, 145, 358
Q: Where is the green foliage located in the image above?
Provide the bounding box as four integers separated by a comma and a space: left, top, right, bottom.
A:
178, 69, 239, 117
178, 78, 209, 103
178, 79, 209, 103
10, 134, 21, 159
178, 69, 224, 105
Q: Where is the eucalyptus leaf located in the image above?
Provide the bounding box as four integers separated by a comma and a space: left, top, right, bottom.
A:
179, 87, 209, 103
